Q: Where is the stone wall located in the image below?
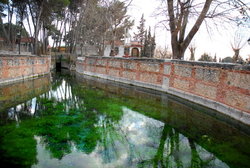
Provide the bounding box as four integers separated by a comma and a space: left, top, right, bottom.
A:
76, 56, 250, 125
0, 54, 51, 84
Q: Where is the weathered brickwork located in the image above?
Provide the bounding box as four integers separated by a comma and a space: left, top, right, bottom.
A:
195, 67, 220, 83
86, 65, 95, 72
122, 61, 136, 70
194, 83, 217, 100
225, 90, 250, 111
174, 65, 192, 77
96, 67, 106, 74
164, 64, 171, 75
76, 56, 250, 125
173, 78, 190, 91
226, 72, 250, 90
86, 58, 96, 65
140, 62, 160, 72
109, 60, 121, 68
96, 59, 107, 66
0, 55, 50, 84
109, 69, 120, 77
122, 71, 136, 80
140, 72, 159, 84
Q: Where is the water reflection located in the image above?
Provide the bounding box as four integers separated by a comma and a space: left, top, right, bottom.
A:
0, 76, 50, 124
0, 72, 249, 168
30, 107, 229, 168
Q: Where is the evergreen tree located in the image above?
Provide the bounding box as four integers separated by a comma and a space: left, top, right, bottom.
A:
141, 29, 147, 56
198, 53, 213, 62
104, 0, 134, 56
143, 27, 156, 58
150, 32, 156, 57
133, 14, 146, 45
213, 54, 217, 62
134, 14, 146, 57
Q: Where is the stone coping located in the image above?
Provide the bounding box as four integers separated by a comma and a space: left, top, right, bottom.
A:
0, 54, 50, 57
76, 56, 250, 125
79, 56, 250, 70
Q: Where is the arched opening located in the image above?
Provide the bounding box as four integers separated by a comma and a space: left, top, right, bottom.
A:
131, 48, 139, 57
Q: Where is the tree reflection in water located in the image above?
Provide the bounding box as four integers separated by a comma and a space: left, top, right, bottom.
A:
0, 72, 249, 168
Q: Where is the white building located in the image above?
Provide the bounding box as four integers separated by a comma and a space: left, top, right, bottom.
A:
104, 40, 143, 57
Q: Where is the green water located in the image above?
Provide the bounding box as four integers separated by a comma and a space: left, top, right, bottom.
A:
0, 72, 250, 168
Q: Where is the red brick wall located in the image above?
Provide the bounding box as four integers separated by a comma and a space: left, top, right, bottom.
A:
0, 55, 51, 84
76, 56, 250, 124
77, 57, 164, 86
167, 61, 250, 114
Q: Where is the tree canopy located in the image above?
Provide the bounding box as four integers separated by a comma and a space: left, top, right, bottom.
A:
0, 0, 133, 55
0, 0, 249, 57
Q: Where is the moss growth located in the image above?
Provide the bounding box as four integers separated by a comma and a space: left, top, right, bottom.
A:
0, 72, 250, 168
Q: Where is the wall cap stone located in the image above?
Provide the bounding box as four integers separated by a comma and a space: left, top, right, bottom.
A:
84, 56, 166, 63
171, 59, 250, 70
82, 56, 250, 71
0, 54, 50, 58
76, 56, 250, 126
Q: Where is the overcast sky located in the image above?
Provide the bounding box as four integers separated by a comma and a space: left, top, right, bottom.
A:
128, 0, 250, 60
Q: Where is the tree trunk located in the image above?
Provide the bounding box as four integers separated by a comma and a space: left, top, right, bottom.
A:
110, 29, 116, 56
168, 0, 213, 59
30, 1, 44, 55
0, 18, 10, 46
233, 49, 240, 63
172, 43, 184, 59
7, 3, 13, 44
26, 13, 32, 37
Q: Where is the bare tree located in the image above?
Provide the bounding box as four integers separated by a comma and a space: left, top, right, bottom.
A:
231, 29, 247, 62
154, 46, 172, 59
188, 43, 196, 61
156, 0, 250, 59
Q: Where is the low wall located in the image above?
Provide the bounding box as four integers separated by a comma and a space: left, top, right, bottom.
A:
0, 54, 51, 84
76, 56, 250, 125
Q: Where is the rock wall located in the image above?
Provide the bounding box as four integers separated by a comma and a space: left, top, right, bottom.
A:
0, 54, 51, 84
76, 56, 250, 125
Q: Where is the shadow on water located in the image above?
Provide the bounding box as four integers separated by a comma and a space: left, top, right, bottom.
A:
0, 70, 249, 168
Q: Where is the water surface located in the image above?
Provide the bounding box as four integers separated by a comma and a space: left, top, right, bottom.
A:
0, 71, 250, 168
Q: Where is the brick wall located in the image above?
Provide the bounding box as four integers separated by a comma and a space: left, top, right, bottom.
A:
0, 55, 51, 84
76, 56, 250, 125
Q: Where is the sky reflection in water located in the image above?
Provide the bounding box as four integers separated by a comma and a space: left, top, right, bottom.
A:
0, 72, 249, 168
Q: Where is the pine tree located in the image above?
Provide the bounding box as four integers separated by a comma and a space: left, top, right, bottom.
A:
150, 32, 156, 58
134, 14, 146, 57
143, 27, 156, 58
213, 54, 217, 62
133, 14, 146, 44
198, 53, 213, 62
141, 30, 147, 56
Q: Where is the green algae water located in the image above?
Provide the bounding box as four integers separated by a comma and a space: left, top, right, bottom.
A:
0, 71, 250, 168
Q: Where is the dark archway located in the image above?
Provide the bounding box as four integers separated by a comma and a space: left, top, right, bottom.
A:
131, 48, 139, 57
